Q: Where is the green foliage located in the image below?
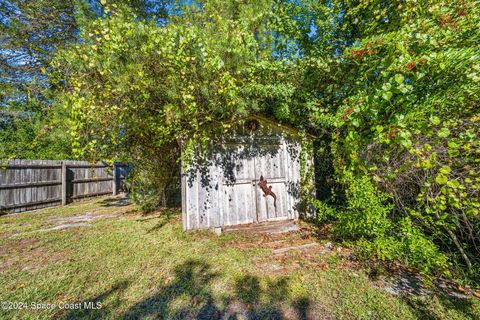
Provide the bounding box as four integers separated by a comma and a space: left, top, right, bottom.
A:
311, 199, 335, 223
0, 0, 82, 159
8, 0, 476, 283
298, 0, 480, 282
124, 144, 180, 212
52, 1, 298, 208
326, 173, 448, 275
0, 101, 73, 160
356, 219, 449, 276
335, 172, 393, 238
0, 1, 174, 160
398, 218, 449, 274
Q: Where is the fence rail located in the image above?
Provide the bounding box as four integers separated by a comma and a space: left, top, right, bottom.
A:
0, 159, 130, 214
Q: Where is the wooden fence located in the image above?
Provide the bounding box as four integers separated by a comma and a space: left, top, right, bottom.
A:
0, 160, 130, 214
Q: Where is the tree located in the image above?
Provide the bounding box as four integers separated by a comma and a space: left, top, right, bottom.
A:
296, 0, 479, 281
52, 0, 294, 208
0, 0, 173, 160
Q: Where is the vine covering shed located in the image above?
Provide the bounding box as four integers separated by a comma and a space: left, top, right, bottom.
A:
181, 115, 314, 231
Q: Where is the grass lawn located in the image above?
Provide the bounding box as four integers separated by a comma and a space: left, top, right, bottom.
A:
1, 196, 479, 320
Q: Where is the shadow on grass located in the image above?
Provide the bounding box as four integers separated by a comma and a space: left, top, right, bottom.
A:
133, 208, 180, 233
58, 258, 478, 319
401, 294, 478, 320
145, 209, 180, 233
61, 259, 311, 320
371, 268, 478, 318
122, 259, 311, 319
99, 197, 131, 207
60, 280, 129, 320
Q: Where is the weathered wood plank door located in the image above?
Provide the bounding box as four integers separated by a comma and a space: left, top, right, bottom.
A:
254, 142, 289, 222
221, 144, 257, 226
221, 140, 289, 225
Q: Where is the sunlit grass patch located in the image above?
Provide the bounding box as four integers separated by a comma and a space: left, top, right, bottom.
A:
0, 198, 478, 319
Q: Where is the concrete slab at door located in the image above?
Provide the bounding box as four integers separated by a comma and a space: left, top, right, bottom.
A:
221, 144, 256, 226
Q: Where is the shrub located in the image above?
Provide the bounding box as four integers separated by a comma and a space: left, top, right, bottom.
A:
319, 172, 449, 277
335, 172, 392, 239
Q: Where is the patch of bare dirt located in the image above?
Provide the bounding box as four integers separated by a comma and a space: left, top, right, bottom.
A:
0, 230, 16, 240
8, 205, 137, 238
0, 237, 39, 255
0, 237, 69, 273
221, 223, 361, 276
38, 211, 119, 232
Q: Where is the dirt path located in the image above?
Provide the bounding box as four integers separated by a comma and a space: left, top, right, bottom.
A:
3, 196, 135, 239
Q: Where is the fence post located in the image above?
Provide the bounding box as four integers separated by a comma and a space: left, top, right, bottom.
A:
112, 163, 117, 196
61, 161, 67, 205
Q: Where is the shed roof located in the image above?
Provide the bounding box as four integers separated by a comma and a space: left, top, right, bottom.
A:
228, 114, 313, 139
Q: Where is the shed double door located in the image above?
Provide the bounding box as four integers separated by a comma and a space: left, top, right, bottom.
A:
222, 142, 289, 226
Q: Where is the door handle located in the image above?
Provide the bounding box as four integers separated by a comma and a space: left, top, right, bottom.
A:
252, 180, 256, 186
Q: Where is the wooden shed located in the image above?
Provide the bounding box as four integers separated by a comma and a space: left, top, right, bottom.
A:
181, 115, 314, 231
